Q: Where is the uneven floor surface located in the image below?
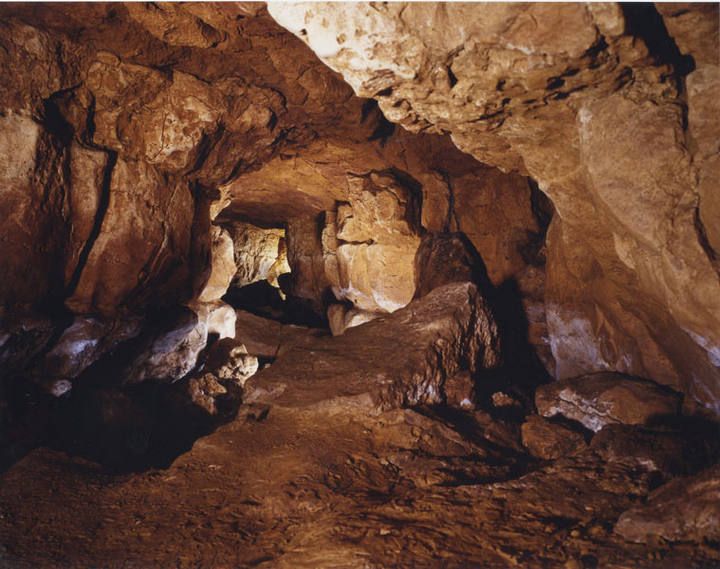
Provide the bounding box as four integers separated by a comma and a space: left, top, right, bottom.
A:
1, 290, 719, 568
2, 405, 720, 568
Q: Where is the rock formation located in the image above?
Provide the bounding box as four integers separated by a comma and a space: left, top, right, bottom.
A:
0, 3, 718, 567
269, 2, 720, 413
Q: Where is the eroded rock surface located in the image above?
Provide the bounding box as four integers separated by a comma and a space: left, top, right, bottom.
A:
521, 415, 587, 460
269, 2, 720, 413
536, 372, 682, 432
244, 282, 500, 411
615, 464, 720, 544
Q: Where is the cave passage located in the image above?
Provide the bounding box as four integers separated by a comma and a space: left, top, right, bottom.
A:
0, 3, 719, 568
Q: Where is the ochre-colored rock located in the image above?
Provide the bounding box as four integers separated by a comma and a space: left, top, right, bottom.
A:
244, 282, 501, 411
215, 345, 259, 387
326, 303, 379, 336
227, 222, 289, 289
269, 2, 720, 413
323, 172, 421, 314
615, 464, 720, 544
521, 415, 586, 460
197, 226, 236, 304
536, 372, 682, 432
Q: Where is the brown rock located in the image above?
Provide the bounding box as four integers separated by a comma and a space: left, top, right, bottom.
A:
414, 233, 485, 300
188, 373, 227, 416
67, 157, 195, 316
323, 172, 422, 314
590, 424, 688, 477
215, 345, 259, 388
270, 3, 720, 413
244, 282, 500, 411
521, 415, 586, 460
227, 222, 289, 289
615, 464, 720, 544
40, 317, 143, 381
327, 303, 379, 336
536, 373, 682, 432
444, 370, 476, 410
197, 226, 236, 303
656, 3, 719, 65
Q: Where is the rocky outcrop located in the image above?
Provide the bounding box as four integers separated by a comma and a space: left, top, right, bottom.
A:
269, 2, 720, 413
244, 282, 500, 411
615, 464, 720, 544
536, 372, 682, 432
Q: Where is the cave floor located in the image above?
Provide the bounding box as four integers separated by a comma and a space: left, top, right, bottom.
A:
2, 398, 719, 569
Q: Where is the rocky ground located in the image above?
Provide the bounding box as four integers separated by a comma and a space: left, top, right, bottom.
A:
1, 285, 719, 568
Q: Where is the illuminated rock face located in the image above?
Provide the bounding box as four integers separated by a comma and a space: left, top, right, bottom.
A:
0, 2, 717, 416
323, 171, 422, 314
269, 2, 720, 413
1, 6, 720, 568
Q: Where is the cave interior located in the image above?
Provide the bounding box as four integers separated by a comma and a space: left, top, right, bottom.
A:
0, 2, 719, 567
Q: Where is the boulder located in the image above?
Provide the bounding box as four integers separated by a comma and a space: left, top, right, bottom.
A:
244, 282, 501, 412
40, 316, 143, 383
413, 233, 485, 299
215, 345, 259, 387
590, 424, 688, 477
227, 222, 289, 289
188, 373, 227, 416
615, 464, 720, 544
521, 415, 586, 460
535, 373, 682, 432
443, 370, 476, 410
322, 172, 421, 314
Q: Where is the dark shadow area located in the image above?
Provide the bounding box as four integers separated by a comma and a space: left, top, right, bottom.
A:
223, 279, 327, 329
622, 3, 695, 77
44, 376, 242, 473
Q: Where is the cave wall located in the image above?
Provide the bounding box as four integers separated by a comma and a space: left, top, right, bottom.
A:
0, 3, 546, 394
1, 2, 716, 415
268, 2, 720, 413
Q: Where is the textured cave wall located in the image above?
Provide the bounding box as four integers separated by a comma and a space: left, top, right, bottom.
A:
268, 2, 720, 414
0, 3, 547, 394
0, 2, 362, 388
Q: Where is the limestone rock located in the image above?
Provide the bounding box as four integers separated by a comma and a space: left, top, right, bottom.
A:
536, 373, 683, 432
323, 172, 421, 313
126, 309, 207, 384
67, 157, 195, 316
269, 2, 720, 414
244, 282, 501, 411
189, 301, 236, 341
656, 3, 719, 66
443, 370, 476, 410
188, 373, 227, 416
285, 215, 331, 316
197, 226, 237, 303
590, 425, 689, 477
521, 415, 586, 460
327, 303, 379, 336
414, 233, 485, 300
40, 317, 143, 381
227, 222, 289, 289
125, 3, 225, 49
615, 464, 720, 544
215, 345, 259, 387
0, 112, 65, 310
